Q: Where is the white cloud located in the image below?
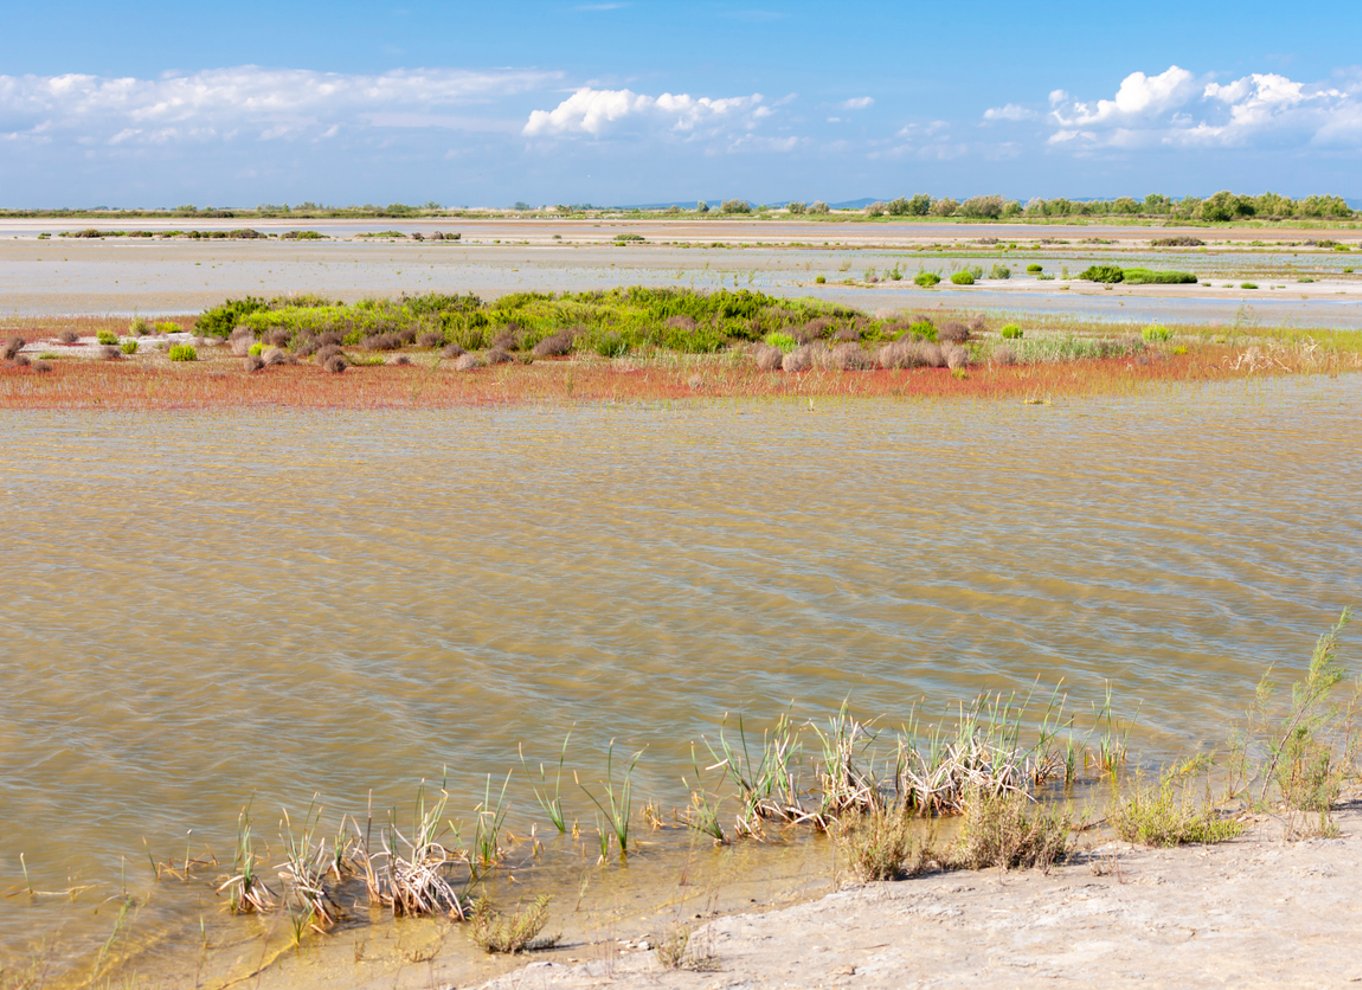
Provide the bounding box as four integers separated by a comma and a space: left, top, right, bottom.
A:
0, 66, 558, 145
839, 96, 874, 110
1041, 65, 1361, 149
522, 86, 767, 138
982, 103, 1036, 122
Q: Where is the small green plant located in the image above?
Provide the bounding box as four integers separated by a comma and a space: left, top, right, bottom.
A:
120, 340, 138, 355
248, 342, 264, 357
96, 330, 119, 346
1026, 263, 1043, 273
1142, 324, 1173, 343
762, 331, 797, 354
989, 264, 1011, 280
469, 896, 558, 954
949, 271, 975, 286
1121, 269, 1198, 285
1241, 282, 1259, 290
155, 321, 182, 334
1110, 775, 1244, 846
613, 233, 645, 243
914, 270, 941, 288
577, 741, 642, 857
129, 317, 152, 336
814, 275, 826, 284
1000, 324, 1023, 340
167, 344, 198, 362
521, 732, 571, 833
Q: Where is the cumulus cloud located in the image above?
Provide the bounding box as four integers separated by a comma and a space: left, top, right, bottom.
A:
1041, 65, 1359, 149
839, 96, 874, 110
522, 86, 767, 138
0, 66, 558, 145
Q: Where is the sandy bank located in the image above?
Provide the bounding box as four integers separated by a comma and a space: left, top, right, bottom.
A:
476, 801, 1362, 989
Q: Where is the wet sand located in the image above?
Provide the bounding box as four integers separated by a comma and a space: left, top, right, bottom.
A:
476, 800, 1362, 990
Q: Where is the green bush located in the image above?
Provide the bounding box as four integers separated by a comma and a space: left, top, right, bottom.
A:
1025, 263, 1043, 274
989, 264, 1011, 280
814, 275, 826, 284
763, 331, 797, 353
1142, 324, 1173, 343
120, 340, 138, 355
914, 271, 941, 288
1122, 269, 1198, 285
1079, 265, 1125, 283
949, 271, 976, 286
720, 199, 751, 214
196, 297, 268, 337
1240, 282, 1259, 290
592, 332, 630, 357
129, 317, 152, 336
907, 320, 937, 341
248, 342, 264, 356
96, 330, 119, 346
168, 344, 198, 362
1000, 324, 1023, 339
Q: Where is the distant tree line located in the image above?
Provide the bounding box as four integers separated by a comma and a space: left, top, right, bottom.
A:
860, 191, 1355, 222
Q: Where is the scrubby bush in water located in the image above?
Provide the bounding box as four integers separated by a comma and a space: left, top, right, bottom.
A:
1080, 265, 1125, 283
1122, 269, 1198, 285
914, 271, 941, 288
949, 271, 975, 286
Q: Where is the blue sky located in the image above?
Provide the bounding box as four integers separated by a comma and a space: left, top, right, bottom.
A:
2, 0, 1360, 207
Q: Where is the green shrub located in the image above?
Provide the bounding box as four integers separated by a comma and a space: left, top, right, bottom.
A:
120, 340, 138, 355
1142, 324, 1173, 343
168, 344, 198, 362
197, 297, 268, 338
814, 275, 826, 284
763, 331, 797, 353
613, 233, 645, 243
96, 330, 119, 346
989, 264, 1011, 280
950, 271, 976, 285
592, 332, 630, 357
1121, 269, 1198, 285
720, 199, 751, 214
907, 319, 937, 341
1026, 263, 1043, 273
1240, 282, 1259, 290
248, 342, 265, 356
1111, 778, 1244, 847
129, 317, 152, 336
1079, 265, 1125, 283
914, 271, 941, 288
1000, 324, 1023, 339
156, 321, 181, 334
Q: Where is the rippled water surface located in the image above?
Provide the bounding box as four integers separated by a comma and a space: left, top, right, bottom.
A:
2, 375, 1361, 977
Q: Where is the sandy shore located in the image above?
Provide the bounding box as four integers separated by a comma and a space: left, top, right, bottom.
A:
475, 801, 1362, 989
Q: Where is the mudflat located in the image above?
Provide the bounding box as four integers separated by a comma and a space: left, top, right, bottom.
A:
475, 801, 1362, 990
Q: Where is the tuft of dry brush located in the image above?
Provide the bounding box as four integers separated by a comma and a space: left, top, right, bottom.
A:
468, 895, 558, 954
838, 808, 937, 882
751, 343, 784, 371
781, 346, 813, 373
878, 339, 943, 369
3, 337, 24, 361
532, 330, 576, 358
323, 355, 347, 374
951, 791, 1069, 871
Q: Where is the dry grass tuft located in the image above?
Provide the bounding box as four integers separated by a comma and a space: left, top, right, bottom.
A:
781, 346, 812, 373
468, 895, 558, 954
244, 355, 266, 373
532, 330, 576, 358
878, 339, 943, 369
323, 355, 347, 374
838, 808, 937, 882
751, 343, 784, 371
3, 338, 24, 361
952, 791, 1070, 871
486, 348, 513, 365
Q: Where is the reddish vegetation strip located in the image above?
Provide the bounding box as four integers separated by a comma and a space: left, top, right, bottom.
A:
0, 347, 1293, 410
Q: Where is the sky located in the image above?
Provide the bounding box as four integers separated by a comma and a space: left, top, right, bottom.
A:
2, 0, 1361, 207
